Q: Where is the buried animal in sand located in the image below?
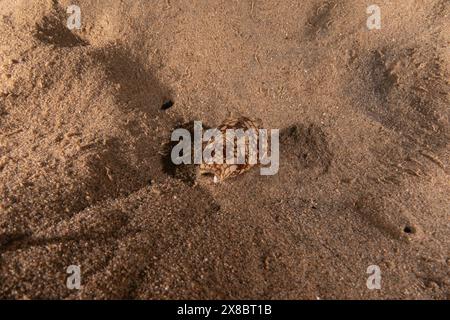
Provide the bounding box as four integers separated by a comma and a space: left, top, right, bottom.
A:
170, 116, 280, 182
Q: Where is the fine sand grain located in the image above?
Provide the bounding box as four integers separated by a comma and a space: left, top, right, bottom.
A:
0, 0, 449, 299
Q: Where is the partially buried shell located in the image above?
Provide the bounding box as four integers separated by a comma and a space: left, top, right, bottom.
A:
199, 116, 265, 183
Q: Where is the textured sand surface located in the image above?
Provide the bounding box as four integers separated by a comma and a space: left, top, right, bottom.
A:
0, 0, 449, 299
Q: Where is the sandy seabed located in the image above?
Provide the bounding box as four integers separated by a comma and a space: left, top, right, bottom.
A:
0, 0, 449, 299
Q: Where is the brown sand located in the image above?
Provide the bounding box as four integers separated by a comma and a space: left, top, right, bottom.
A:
0, 0, 449, 299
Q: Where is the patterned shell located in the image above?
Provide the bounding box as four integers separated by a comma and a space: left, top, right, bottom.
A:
199, 116, 264, 183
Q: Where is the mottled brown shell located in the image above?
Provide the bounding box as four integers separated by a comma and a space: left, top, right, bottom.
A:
199, 116, 264, 182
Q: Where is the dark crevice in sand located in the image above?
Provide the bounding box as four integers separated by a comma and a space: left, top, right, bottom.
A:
161, 100, 174, 110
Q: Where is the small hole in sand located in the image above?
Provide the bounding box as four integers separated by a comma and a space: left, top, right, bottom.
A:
161, 100, 174, 110
403, 226, 415, 234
